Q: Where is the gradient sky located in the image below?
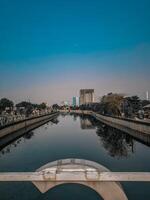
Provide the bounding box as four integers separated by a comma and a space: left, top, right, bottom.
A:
0, 0, 150, 104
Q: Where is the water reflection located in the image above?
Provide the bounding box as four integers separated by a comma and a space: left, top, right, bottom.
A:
96, 125, 134, 159
50, 118, 59, 124
80, 116, 95, 130
0, 114, 148, 159
73, 115, 78, 121
0, 117, 59, 157
80, 116, 135, 159
23, 131, 34, 139
0, 113, 150, 200
0, 131, 34, 157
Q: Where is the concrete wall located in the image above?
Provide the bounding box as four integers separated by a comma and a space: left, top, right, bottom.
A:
33, 158, 128, 200
0, 112, 59, 139
92, 113, 150, 134
92, 112, 150, 144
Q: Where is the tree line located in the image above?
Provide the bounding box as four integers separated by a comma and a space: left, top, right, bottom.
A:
79, 93, 150, 119
0, 98, 48, 115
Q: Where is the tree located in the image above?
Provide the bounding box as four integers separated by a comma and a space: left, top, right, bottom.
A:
0, 98, 14, 112
16, 101, 35, 116
16, 101, 32, 108
120, 96, 142, 118
52, 104, 60, 110
125, 96, 142, 114
38, 102, 47, 110
100, 93, 124, 116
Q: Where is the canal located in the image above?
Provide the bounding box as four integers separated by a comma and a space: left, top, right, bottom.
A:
0, 113, 150, 200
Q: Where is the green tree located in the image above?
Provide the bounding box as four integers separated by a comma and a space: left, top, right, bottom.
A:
38, 102, 47, 110
52, 104, 60, 110
0, 98, 14, 112
100, 93, 124, 116
16, 101, 32, 108
16, 101, 35, 116
125, 96, 142, 114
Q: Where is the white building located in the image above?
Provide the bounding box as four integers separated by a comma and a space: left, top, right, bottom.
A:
72, 97, 79, 107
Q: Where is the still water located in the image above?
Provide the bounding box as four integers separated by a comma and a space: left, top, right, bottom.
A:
0, 114, 150, 200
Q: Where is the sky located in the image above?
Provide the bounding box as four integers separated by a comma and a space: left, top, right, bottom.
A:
0, 0, 150, 105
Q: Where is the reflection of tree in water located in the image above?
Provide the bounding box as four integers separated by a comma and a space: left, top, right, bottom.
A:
0, 131, 34, 157
50, 118, 59, 124
96, 125, 134, 159
23, 131, 34, 139
73, 115, 78, 121
78, 115, 135, 159
0, 117, 59, 157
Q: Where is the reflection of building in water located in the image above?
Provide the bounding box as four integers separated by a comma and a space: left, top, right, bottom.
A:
73, 115, 78, 121
80, 118, 95, 129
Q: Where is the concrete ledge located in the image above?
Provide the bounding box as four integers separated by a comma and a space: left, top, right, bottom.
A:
93, 113, 150, 135
0, 171, 150, 182
0, 158, 129, 200
0, 112, 59, 139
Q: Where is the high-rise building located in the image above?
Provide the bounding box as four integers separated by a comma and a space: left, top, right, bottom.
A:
146, 91, 149, 100
79, 89, 94, 105
72, 97, 79, 107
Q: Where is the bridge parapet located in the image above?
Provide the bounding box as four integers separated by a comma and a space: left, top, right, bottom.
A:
32, 159, 128, 200
0, 159, 150, 200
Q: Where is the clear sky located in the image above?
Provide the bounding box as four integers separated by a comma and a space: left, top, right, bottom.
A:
0, 0, 150, 104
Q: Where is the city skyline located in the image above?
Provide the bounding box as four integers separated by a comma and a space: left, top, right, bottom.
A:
0, 0, 150, 104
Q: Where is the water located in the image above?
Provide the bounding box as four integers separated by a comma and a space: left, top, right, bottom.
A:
0, 114, 150, 200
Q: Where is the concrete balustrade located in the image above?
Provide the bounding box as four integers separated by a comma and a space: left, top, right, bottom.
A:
0, 159, 130, 200
1, 159, 150, 199
0, 171, 150, 182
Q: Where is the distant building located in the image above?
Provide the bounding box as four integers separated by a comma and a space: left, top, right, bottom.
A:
79, 89, 94, 105
72, 97, 79, 107
146, 91, 149, 101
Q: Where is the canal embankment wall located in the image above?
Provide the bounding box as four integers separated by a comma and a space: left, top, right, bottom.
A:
0, 112, 59, 139
61, 110, 150, 144
91, 112, 150, 144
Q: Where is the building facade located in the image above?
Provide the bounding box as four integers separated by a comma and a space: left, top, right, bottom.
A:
72, 97, 79, 107
79, 89, 94, 105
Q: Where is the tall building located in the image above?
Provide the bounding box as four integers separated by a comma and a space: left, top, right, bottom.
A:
79, 89, 94, 105
72, 97, 79, 107
146, 91, 149, 100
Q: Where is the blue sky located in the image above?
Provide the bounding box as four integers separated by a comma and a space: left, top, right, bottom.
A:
0, 0, 150, 104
